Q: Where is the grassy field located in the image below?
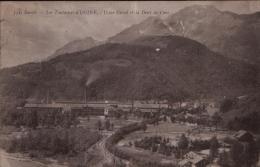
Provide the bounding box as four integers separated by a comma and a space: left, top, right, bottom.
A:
188, 127, 235, 140
78, 116, 140, 131
124, 122, 192, 139
119, 121, 234, 146
118, 122, 193, 146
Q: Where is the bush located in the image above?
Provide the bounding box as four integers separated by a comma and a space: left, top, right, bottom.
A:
220, 98, 237, 113
227, 112, 260, 133
5, 127, 101, 157
1, 109, 79, 129
190, 139, 210, 151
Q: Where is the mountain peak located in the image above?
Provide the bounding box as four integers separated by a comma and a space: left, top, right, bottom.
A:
108, 16, 171, 43
179, 5, 220, 14
168, 4, 221, 20
141, 16, 163, 24
108, 4, 260, 64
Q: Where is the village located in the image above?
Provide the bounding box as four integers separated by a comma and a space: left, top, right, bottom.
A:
1, 2, 260, 167
4, 98, 256, 167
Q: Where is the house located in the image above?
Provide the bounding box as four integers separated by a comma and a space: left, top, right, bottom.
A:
218, 148, 230, 154
199, 149, 210, 158
234, 130, 254, 142
185, 113, 194, 119
179, 159, 192, 167
205, 102, 218, 116
199, 148, 230, 159
179, 151, 208, 167
104, 107, 109, 117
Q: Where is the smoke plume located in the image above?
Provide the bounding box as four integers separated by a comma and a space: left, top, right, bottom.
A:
85, 69, 100, 86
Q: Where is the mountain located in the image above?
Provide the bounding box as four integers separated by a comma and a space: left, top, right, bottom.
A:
108, 16, 171, 43
165, 5, 260, 64
109, 5, 260, 64
48, 37, 101, 59
0, 35, 258, 103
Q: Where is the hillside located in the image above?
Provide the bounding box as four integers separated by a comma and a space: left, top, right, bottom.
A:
220, 92, 260, 132
109, 5, 260, 64
0, 35, 258, 103
48, 37, 101, 60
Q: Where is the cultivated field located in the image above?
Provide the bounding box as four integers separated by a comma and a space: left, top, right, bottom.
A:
78, 116, 141, 130
119, 121, 234, 146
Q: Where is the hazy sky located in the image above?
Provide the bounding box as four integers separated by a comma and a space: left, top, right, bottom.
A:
1, 1, 260, 68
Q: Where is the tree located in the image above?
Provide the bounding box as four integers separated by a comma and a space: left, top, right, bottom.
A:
28, 110, 39, 129
218, 150, 230, 167
44, 111, 55, 128
209, 136, 219, 162
115, 159, 127, 167
115, 109, 122, 119
110, 123, 114, 131
51, 134, 61, 154
124, 113, 128, 120
230, 140, 259, 167
256, 137, 260, 154
105, 119, 111, 130
153, 117, 160, 126
96, 120, 102, 131
212, 112, 222, 129
175, 89, 190, 109
24, 110, 38, 129
163, 115, 167, 122
170, 116, 175, 123
61, 112, 72, 128
178, 134, 189, 150
152, 143, 158, 152
244, 140, 259, 167
158, 143, 164, 154
220, 98, 236, 113
142, 124, 147, 132
230, 140, 244, 167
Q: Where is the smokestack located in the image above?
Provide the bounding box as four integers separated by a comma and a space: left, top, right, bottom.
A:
84, 87, 87, 104
46, 89, 50, 104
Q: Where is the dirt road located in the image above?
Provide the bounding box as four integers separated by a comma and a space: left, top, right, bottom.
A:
90, 132, 115, 167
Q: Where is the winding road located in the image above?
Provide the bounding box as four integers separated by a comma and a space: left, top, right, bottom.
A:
90, 132, 115, 167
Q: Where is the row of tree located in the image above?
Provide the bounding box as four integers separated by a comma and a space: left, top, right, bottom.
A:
133, 136, 172, 156
227, 112, 260, 133
133, 134, 220, 161
218, 138, 260, 167
4, 127, 102, 158
1, 109, 79, 128
96, 119, 114, 131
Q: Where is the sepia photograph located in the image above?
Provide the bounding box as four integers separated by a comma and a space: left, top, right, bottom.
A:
0, 1, 260, 167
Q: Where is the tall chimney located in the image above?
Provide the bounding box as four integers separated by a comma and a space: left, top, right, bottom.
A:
84, 87, 87, 104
